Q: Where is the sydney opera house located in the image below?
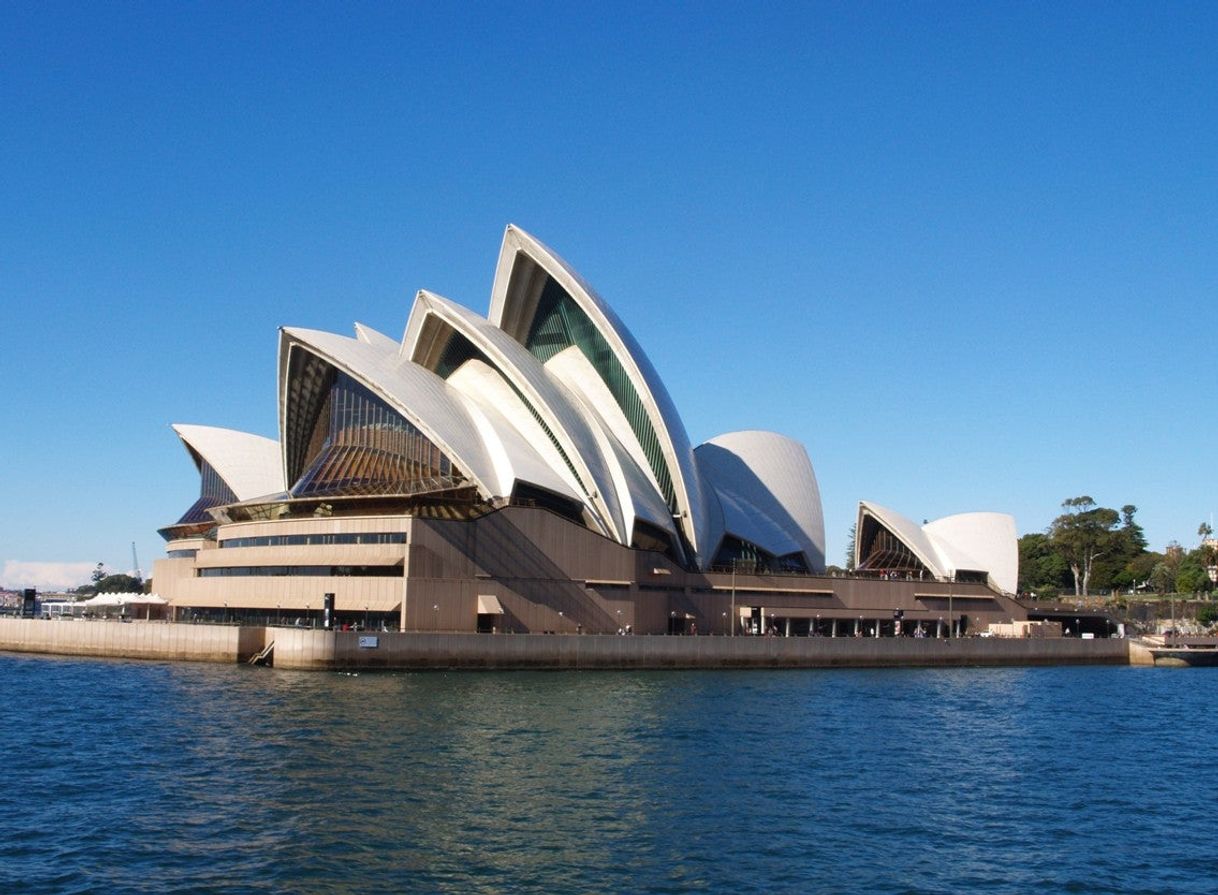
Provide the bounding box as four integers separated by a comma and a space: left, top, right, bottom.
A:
153, 226, 1024, 636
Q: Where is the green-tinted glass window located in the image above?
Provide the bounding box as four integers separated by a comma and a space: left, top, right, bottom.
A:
524, 278, 676, 512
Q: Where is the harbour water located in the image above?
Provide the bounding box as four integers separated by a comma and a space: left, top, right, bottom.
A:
1, 655, 1212, 894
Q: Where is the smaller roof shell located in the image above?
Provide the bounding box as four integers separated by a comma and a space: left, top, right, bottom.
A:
278, 326, 500, 500
855, 501, 1018, 594
279, 325, 581, 507
697, 431, 826, 571
171, 424, 285, 500
924, 512, 1018, 595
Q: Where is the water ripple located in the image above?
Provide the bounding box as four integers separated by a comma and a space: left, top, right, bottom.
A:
0, 657, 1212, 893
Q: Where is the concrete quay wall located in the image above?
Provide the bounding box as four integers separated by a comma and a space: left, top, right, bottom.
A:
271, 629, 1131, 671
0, 620, 1132, 670
0, 618, 266, 664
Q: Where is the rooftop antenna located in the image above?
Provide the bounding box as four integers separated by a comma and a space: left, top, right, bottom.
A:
131, 541, 142, 581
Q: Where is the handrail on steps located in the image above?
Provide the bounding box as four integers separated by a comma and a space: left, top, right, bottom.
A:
248, 640, 275, 666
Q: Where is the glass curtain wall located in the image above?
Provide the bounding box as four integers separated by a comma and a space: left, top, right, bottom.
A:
524, 278, 678, 513
175, 459, 239, 524
292, 371, 464, 497
856, 518, 930, 576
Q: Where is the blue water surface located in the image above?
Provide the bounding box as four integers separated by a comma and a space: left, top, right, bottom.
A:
0, 656, 1210, 894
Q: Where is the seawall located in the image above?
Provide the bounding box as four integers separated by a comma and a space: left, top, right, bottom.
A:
0, 618, 266, 664
270, 629, 1130, 670
0, 619, 1131, 670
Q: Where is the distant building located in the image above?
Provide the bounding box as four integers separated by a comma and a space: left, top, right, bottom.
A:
153, 226, 1024, 636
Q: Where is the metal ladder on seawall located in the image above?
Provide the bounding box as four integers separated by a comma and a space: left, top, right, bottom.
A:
248, 640, 275, 666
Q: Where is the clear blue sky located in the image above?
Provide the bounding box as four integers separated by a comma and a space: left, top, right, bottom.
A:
2, 2, 1214, 589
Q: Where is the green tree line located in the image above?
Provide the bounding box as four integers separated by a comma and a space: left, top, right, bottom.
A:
67, 562, 145, 598
1019, 498, 1215, 599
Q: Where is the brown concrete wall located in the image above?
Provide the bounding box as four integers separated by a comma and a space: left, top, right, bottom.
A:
272, 630, 1132, 671
0, 618, 265, 663
0, 619, 1134, 670
406, 509, 1025, 636
408, 511, 673, 635
155, 507, 1031, 638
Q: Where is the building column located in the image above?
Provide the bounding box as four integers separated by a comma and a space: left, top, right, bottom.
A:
831, 619, 837, 637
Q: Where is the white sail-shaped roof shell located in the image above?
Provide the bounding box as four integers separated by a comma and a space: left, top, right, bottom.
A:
278, 327, 576, 505
856, 502, 945, 577
696, 431, 826, 572
544, 346, 679, 545
402, 290, 628, 541
924, 512, 1018, 595
443, 360, 584, 505
171, 424, 285, 500
353, 321, 400, 354
487, 225, 710, 566
856, 501, 1017, 594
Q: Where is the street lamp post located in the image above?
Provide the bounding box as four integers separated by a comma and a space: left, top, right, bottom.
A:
730, 559, 737, 637
948, 575, 954, 638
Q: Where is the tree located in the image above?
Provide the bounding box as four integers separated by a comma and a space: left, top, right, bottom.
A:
1048, 496, 1119, 597
95, 574, 143, 594
1150, 561, 1176, 595
1199, 523, 1216, 569
1197, 603, 1218, 627
1122, 506, 1148, 552
1122, 551, 1162, 591
1096, 505, 1149, 592
1018, 532, 1070, 596
1180, 544, 1214, 594
845, 523, 856, 571
1176, 561, 1212, 597
91, 562, 106, 584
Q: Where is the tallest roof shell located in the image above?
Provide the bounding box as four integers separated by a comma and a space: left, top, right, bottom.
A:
487, 225, 712, 566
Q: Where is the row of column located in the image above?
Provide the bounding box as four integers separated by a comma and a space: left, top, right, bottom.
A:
754, 610, 962, 638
